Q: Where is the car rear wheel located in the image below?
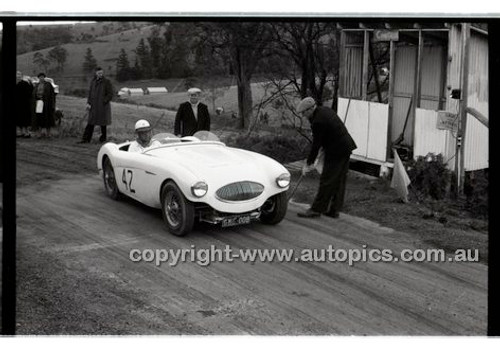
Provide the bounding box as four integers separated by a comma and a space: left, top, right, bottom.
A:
260, 191, 288, 225
103, 157, 121, 200
161, 181, 195, 236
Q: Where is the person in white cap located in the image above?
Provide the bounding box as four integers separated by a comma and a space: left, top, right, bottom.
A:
128, 119, 161, 153
174, 87, 211, 137
296, 96, 357, 219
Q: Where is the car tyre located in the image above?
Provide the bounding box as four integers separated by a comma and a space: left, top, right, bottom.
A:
102, 157, 121, 200
260, 191, 288, 225
161, 181, 195, 236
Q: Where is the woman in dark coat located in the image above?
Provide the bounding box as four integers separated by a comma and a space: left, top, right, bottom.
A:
16, 71, 33, 137
32, 72, 56, 138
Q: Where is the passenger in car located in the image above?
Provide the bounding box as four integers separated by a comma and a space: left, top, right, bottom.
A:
128, 119, 161, 153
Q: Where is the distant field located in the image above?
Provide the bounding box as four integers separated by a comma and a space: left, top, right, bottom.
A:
55, 95, 177, 142
55, 95, 242, 142
17, 25, 156, 80
121, 81, 302, 126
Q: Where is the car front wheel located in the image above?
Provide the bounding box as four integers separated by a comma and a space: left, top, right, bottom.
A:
102, 157, 121, 200
161, 181, 195, 236
260, 191, 288, 225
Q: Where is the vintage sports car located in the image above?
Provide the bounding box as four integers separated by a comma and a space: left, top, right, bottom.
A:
97, 131, 291, 236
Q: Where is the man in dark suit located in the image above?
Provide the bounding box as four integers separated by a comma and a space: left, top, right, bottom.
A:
296, 97, 357, 218
174, 87, 211, 137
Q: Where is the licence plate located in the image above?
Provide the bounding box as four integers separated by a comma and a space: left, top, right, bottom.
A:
221, 215, 251, 228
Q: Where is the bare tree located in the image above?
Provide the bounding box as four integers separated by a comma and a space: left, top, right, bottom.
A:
32, 51, 50, 73
198, 22, 274, 129
48, 45, 68, 72
269, 22, 339, 106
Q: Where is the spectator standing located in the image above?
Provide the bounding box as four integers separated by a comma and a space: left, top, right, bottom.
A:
79, 67, 113, 143
32, 72, 56, 138
296, 97, 357, 219
174, 87, 210, 137
16, 71, 33, 138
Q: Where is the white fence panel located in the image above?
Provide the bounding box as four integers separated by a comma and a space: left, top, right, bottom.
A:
464, 112, 489, 171
367, 102, 389, 161
414, 108, 449, 160
338, 98, 389, 162
339, 98, 369, 157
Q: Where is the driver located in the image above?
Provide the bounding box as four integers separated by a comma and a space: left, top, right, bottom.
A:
128, 119, 161, 153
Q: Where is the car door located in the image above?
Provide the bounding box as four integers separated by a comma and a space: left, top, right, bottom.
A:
112, 150, 154, 204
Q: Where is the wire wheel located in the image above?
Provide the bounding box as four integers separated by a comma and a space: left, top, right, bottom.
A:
164, 190, 182, 227
103, 157, 120, 200
260, 191, 288, 225
161, 181, 195, 236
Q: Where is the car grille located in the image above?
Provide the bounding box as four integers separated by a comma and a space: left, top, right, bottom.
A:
216, 181, 264, 201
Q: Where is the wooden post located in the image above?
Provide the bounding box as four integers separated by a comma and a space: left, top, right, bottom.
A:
362, 30, 370, 101
458, 23, 470, 194
369, 39, 383, 103
386, 40, 396, 160
412, 30, 424, 146
339, 30, 346, 98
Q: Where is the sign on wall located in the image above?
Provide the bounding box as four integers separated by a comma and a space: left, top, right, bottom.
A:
372, 29, 399, 42
436, 111, 459, 132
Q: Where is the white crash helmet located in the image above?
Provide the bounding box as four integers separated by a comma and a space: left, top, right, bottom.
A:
135, 119, 151, 132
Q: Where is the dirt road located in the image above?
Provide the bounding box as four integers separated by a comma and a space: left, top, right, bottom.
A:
14, 138, 487, 334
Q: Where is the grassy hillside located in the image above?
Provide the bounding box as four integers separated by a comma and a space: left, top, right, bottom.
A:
16, 21, 152, 53
16, 24, 157, 87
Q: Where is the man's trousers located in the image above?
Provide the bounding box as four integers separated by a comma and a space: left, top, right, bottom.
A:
311, 153, 351, 215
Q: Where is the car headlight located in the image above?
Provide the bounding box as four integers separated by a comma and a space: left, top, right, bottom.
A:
191, 181, 208, 197
276, 173, 291, 188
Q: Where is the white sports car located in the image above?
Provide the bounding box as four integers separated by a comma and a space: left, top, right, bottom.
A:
97, 131, 291, 236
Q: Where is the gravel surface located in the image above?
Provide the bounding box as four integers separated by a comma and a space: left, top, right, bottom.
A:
13, 137, 487, 335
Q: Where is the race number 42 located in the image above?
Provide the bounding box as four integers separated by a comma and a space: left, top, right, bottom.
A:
122, 169, 136, 193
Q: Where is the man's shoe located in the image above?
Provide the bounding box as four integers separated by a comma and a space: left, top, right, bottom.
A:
323, 211, 340, 219
99, 136, 107, 143
297, 209, 321, 218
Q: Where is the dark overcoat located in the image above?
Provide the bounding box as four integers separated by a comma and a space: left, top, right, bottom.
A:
174, 102, 211, 137
306, 106, 357, 165
16, 80, 33, 128
87, 77, 113, 126
32, 81, 56, 128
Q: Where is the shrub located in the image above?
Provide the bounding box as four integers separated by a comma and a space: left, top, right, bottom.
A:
226, 132, 309, 164
58, 114, 87, 138
464, 169, 488, 218
407, 153, 451, 200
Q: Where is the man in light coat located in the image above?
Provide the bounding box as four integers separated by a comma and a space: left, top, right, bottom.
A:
79, 67, 114, 143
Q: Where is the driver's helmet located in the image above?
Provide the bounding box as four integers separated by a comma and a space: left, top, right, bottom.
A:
135, 119, 151, 132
